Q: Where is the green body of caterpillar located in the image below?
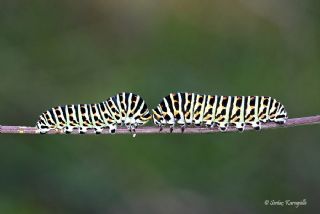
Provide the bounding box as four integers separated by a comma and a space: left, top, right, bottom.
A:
36, 92, 151, 134
152, 92, 288, 131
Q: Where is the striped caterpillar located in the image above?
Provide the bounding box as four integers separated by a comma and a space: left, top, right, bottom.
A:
36, 92, 151, 135
152, 92, 288, 132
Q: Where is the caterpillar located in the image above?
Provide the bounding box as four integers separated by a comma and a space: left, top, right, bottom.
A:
36, 92, 151, 135
152, 92, 288, 132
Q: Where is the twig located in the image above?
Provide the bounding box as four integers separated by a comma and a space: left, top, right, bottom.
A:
0, 115, 319, 135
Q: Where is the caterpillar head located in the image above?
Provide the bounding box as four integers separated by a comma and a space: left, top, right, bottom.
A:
152, 106, 163, 126
36, 120, 42, 130
36, 114, 50, 134
275, 103, 288, 124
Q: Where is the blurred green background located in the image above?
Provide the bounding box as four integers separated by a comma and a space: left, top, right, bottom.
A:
0, 0, 319, 213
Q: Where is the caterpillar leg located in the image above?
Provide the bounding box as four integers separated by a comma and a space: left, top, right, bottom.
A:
79, 127, 88, 134
235, 122, 245, 132
125, 118, 139, 137
169, 125, 174, 133
252, 121, 261, 130
180, 125, 185, 133
166, 120, 175, 133
178, 122, 185, 133
125, 118, 133, 130
274, 117, 287, 124
94, 127, 103, 134
132, 125, 137, 137
166, 121, 175, 133
39, 128, 51, 134
275, 120, 286, 125
159, 118, 167, 132
36, 122, 50, 134
108, 125, 117, 134
176, 120, 186, 133
63, 126, 74, 134
128, 125, 134, 132
218, 122, 228, 131
205, 121, 214, 129
193, 119, 202, 127
128, 124, 137, 137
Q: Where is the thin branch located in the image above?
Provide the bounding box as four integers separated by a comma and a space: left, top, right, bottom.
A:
0, 115, 319, 135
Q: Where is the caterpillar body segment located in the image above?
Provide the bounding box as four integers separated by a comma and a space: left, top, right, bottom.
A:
183, 92, 195, 126
36, 93, 151, 135
192, 94, 206, 127
153, 92, 288, 132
